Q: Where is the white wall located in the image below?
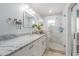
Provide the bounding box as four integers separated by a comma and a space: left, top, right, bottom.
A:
0, 3, 39, 36
0, 3, 24, 35
77, 18, 79, 32
77, 4, 79, 32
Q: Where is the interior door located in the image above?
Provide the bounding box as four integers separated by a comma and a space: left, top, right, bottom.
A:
71, 4, 77, 56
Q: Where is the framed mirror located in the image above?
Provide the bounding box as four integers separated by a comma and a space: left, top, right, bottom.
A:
23, 11, 36, 28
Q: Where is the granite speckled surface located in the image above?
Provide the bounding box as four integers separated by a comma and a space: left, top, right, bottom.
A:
0, 34, 44, 56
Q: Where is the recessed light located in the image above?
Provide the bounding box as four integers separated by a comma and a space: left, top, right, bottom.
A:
21, 4, 30, 11
21, 4, 36, 15
49, 10, 52, 13
29, 8, 36, 14
31, 11, 36, 14
24, 4, 30, 9
29, 8, 33, 12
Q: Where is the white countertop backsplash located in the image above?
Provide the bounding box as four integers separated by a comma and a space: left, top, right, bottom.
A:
0, 34, 44, 56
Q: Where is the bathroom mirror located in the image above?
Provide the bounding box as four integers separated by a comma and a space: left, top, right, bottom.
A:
23, 11, 36, 28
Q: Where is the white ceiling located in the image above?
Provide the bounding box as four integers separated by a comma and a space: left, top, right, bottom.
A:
27, 3, 67, 17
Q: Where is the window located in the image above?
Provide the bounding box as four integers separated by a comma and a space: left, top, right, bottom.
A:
47, 20, 55, 26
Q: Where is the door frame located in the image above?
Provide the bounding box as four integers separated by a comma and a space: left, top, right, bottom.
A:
68, 3, 77, 56
71, 3, 77, 56
66, 3, 77, 56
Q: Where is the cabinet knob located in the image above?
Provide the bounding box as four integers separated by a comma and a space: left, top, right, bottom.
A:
29, 45, 34, 49
42, 41, 44, 45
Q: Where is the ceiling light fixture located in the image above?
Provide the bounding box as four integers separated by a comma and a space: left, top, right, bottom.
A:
21, 4, 36, 16
29, 8, 33, 12
21, 4, 30, 11
49, 10, 52, 13
29, 8, 36, 14
31, 11, 36, 14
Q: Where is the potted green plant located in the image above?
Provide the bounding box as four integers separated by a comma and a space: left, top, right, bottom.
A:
32, 23, 43, 34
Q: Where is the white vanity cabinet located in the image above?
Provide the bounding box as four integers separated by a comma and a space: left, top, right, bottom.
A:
11, 45, 31, 56
41, 36, 47, 54
37, 36, 47, 56
11, 35, 47, 56
28, 40, 40, 56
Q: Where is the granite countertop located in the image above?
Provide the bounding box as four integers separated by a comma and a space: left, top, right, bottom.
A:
0, 34, 45, 56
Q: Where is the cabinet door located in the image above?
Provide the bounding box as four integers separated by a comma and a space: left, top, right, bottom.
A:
28, 40, 40, 56
38, 36, 47, 55
41, 36, 47, 54
29, 36, 47, 56
37, 38, 43, 56
43, 36, 47, 51
11, 36, 47, 56
11, 46, 30, 56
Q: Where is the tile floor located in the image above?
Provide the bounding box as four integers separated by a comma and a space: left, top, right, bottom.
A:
77, 53, 79, 56
43, 49, 65, 56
